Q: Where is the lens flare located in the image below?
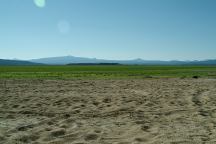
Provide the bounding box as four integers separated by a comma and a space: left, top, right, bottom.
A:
34, 0, 46, 8
58, 20, 71, 34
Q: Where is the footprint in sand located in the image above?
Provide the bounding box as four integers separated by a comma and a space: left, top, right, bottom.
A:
84, 133, 99, 141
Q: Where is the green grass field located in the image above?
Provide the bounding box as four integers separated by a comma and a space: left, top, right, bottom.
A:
0, 65, 216, 79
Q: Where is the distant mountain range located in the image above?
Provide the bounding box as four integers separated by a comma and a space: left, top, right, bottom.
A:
0, 56, 216, 65
30, 56, 216, 65
0, 59, 42, 66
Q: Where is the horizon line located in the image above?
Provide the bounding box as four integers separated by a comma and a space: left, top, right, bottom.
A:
1, 55, 216, 62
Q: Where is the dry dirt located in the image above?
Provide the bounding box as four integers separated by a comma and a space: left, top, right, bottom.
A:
0, 78, 216, 144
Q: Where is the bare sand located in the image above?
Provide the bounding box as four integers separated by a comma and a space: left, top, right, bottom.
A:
0, 78, 216, 144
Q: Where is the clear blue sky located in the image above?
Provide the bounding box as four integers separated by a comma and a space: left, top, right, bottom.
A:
0, 0, 216, 60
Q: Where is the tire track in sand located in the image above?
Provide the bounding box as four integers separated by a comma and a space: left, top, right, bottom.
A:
191, 87, 216, 143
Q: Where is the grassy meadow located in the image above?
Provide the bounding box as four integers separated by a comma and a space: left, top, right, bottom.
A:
0, 65, 216, 79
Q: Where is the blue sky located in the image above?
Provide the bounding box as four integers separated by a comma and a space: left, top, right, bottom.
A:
0, 0, 216, 60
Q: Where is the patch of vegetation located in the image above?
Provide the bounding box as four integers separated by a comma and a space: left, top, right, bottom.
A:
0, 65, 215, 79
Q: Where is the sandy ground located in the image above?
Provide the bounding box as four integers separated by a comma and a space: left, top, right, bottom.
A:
0, 78, 216, 144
